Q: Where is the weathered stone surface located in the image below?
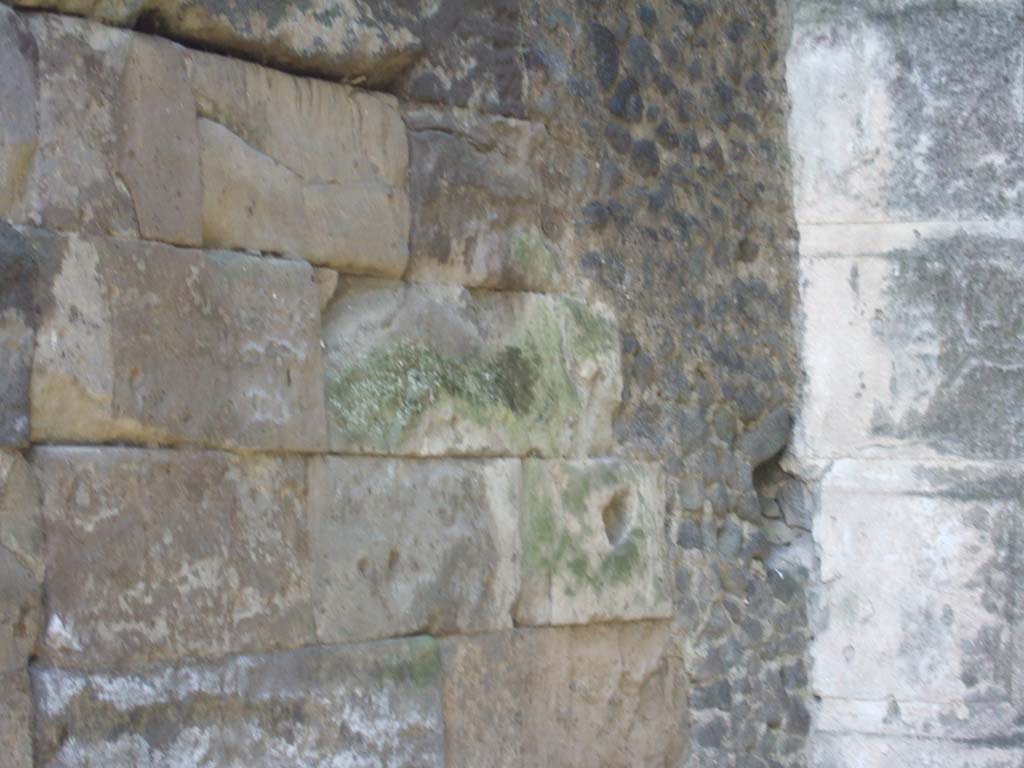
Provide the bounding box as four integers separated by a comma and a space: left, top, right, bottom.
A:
8, 1, 526, 116
192, 51, 409, 274
813, 732, 1024, 768
16, 14, 202, 245
0, 224, 38, 446
516, 459, 671, 626
30, 231, 327, 450
789, 4, 1024, 223
813, 459, 1023, 748
0, 450, 42, 673
442, 622, 687, 768
33, 636, 445, 767
0, 670, 32, 768
322, 280, 621, 457
21, 14, 137, 237
0, 6, 36, 220
12, 0, 426, 87
798, 227, 1024, 461
405, 106, 561, 291
35, 447, 314, 667
309, 456, 520, 643
118, 35, 202, 246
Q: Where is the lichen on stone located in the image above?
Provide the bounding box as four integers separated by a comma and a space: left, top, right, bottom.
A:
326, 294, 616, 454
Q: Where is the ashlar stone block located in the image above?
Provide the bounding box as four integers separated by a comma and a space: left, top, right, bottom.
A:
789, 6, 1024, 223
798, 228, 1024, 461
30, 231, 327, 451
192, 51, 409, 275
814, 459, 1023, 741
33, 636, 444, 768
309, 456, 520, 643
515, 459, 671, 626
20, 14, 202, 245
322, 280, 622, 457
405, 106, 561, 291
35, 447, 315, 668
442, 622, 687, 768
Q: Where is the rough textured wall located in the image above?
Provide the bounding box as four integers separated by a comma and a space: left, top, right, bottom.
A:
0, 1, 806, 766
788, 1, 1024, 765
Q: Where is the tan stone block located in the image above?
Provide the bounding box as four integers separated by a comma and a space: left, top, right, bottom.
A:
33, 637, 444, 767
117, 35, 202, 246
35, 447, 315, 667
322, 280, 622, 457
405, 106, 561, 291
192, 51, 409, 275
30, 232, 327, 451
443, 623, 687, 768
309, 457, 520, 643
0, 450, 42, 673
516, 459, 672, 626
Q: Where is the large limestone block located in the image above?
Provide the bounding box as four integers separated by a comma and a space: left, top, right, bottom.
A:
788, 4, 1024, 223
404, 106, 561, 291
17, 14, 202, 245
0, 450, 43, 673
309, 456, 520, 643
813, 459, 1023, 744
442, 623, 687, 768
35, 447, 315, 667
30, 231, 327, 451
33, 636, 445, 767
798, 226, 1024, 461
0, 7, 37, 220
322, 280, 622, 457
11, 0, 425, 87
192, 52, 409, 275
516, 459, 671, 626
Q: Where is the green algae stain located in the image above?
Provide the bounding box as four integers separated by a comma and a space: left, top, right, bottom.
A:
520, 462, 646, 595
564, 297, 618, 360
509, 228, 560, 289
376, 637, 441, 690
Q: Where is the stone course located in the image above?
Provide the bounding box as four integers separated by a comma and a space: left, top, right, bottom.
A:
442, 621, 687, 768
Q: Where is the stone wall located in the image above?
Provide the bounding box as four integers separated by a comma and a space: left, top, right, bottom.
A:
788, 1, 1024, 766
0, 1, 806, 766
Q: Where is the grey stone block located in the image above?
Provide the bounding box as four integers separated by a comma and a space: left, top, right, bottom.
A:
309, 456, 520, 643
35, 447, 315, 667
33, 636, 444, 767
